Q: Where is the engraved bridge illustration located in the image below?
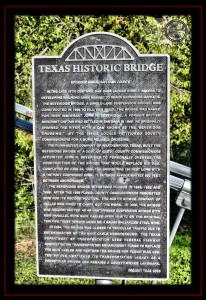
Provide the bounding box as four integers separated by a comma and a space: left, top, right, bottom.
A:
65, 45, 134, 61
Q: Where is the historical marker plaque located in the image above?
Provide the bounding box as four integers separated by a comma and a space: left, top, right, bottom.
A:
33, 32, 170, 280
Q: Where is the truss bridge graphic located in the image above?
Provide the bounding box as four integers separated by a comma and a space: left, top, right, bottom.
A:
65, 45, 134, 61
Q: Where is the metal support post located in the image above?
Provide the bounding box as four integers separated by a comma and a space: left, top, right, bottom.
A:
169, 207, 186, 248
151, 207, 186, 285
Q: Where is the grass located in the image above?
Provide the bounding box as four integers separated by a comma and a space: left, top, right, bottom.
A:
15, 224, 191, 285
157, 225, 191, 285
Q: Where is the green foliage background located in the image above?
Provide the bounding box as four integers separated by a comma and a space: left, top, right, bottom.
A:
15, 14, 192, 220
14, 15, 192, 284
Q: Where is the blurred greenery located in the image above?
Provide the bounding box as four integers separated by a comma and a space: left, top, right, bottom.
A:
15, 14, 191, 149
15, 14, 192, 219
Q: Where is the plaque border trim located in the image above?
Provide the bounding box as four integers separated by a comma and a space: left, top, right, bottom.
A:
32, 31, 170, 281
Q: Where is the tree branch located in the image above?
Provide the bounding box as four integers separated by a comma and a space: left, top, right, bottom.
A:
171, 83, 190, 93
